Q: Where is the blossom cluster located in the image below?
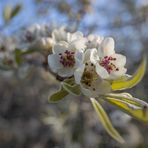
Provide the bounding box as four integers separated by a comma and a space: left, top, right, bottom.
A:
48, 27, 127, 98
48, 27, 148, 143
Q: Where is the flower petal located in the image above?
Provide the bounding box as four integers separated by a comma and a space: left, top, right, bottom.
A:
58, 67, 74, 77
80, 84, 94, 97
75, 49, 84, 67
52, 27, 67, 42
100, 37, 115, 57
111, 54, 126, 67
48, 54, 62, 73
96, 63, 110, 79
110, 67, 127, 79
69, 31, 83, 41
53, 42, 68, 54
80, 78, 111, 97
69, 38, 87, 51
74, 64, 85, 84
89, 79, 111, 97
90, 48, 100, 64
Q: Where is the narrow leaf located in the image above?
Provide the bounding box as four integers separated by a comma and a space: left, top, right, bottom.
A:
104, 93, 148, 107
10, 5, 22, 19
49, 87, 68, 102
90, 98, 125, 143
3, 5, 21, 23
111, 56, 147, 90
104, 96, 148, 122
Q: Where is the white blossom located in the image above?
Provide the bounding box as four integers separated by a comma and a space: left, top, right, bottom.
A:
48, 27, 87, 77
48, 41, 84, 77
74, 48, 111, 97
52, 27, 87, 49
86, 34, 104, 49
89, 37, 127, 80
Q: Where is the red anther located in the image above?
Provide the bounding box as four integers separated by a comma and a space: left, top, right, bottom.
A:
100, 56, 118, 74
59, 50, 75, 67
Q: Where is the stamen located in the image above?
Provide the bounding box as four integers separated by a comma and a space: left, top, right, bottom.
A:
59, 50, 75, 67
81, 62, 98, 88
93, 88, 96, 91
99, 56, 119, 74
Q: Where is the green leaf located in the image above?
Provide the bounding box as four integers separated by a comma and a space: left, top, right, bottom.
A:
62, 82, 81, 96
21, 48, 40, 55
90, 98, 125, 143
10, 5, 22, 20
49, 87, 69, 102
104, 94, 148, 122
48, 78, 79, 102
3, 4, 22, 23
111, 56, 147, 90
3, 5, 12, 23
14, 48, 39, 65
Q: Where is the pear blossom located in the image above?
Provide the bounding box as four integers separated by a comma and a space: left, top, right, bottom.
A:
86, 34, 104, 49
74, 48, 111, 97
52, 27, 87, 49
28, 37, 53, 51
48, 27, 87, 77
48, 41, 84, 77
89, 37, 127, 80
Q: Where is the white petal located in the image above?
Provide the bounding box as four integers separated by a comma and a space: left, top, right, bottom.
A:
92, 79, 111, 95
53, 42, 68, 54
74, 64, 85, 84
87, 35, 104, 49
80, 79, 111, 97
75, 49, 84, 67
84, 49, 92, 62
58, 67, 74, 77
110, 67, 127, 79
48, 54, 62, 73
80, 84, 95, 97
101, 37, 115, 56
69, 38, 86, 51
111, 54, 126, 67
96, 63, 110, 79
52, 27, 67, 42
70, 31, 83, 41
87, 34, 96, 41
90, 48, 100, 64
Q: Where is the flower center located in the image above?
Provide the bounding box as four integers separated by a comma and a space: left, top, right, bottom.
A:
99, 56, 119, 74
59, 50, 75, 67
81, 62, 98, 90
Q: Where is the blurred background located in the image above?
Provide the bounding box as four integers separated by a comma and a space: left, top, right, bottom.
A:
0, 0, 148, 147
